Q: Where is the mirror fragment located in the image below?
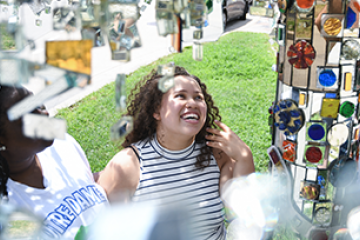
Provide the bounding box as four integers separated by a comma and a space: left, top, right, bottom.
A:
23, 114, 67, 140
193, 29, 203, 40
53, 7, 80, 32
110, 116, 134, 141
115, 74, 127, 112
192, 41, 203, 61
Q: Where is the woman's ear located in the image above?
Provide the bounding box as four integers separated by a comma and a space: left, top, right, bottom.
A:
153, 112, 161, 121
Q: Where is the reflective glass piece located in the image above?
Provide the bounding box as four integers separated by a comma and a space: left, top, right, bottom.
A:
156, 12, 178, 36
329, 158, 357, 187
53, 7, 80, 32
341, 40, 360, 60
0, 57, 30, 86
158, 76, 174, 93
46, 40, 92, 75
115, 74, 127, 112
287, 40, 316, 69
110, 116, 133, 141
23, 113, 67, 140
314, 206, 332, 225
193, 29, 202, 40
7, 73, 88, 121
193, 41, 203, 61
35, 19, 42, 26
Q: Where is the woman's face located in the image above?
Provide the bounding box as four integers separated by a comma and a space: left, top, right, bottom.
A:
153, 76, 207, 140
0, 87, 54, 156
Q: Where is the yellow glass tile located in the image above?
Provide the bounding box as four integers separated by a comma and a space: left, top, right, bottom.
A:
299, 93, 306, 106
46, 40, 92, 75
320, 98, 340, 118
110, 41, 117, 51
345, 72, 352, 91
324, 18, 342, 36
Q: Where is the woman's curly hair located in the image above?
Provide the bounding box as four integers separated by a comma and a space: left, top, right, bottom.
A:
122, 66, 221, 169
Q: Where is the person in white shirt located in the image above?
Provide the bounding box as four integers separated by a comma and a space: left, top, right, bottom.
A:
0, 85, 108, 239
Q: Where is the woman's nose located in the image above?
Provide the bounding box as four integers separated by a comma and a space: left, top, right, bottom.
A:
185, 98, 196, 108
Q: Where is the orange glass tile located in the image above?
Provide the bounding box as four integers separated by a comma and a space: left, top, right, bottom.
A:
296, 0, 314, 9
46, 40, 92, 75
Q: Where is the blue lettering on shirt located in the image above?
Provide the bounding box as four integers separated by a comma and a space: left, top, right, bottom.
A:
43, 185, 106, 238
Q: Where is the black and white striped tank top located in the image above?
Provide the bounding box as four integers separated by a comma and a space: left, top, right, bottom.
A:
132, 135, 225, 240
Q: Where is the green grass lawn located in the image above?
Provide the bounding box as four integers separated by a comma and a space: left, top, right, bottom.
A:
0, 24, 16, 50
56, 31, 277, 173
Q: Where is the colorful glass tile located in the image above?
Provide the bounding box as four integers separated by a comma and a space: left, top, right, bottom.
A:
342, 40, 360, 60
278, 0, 288, 13
318, 69, 337, 87
320, 98, 340, 118
345, 72, 352, 91
273, 99, 305, 135
282, 140, 296, 162
346, 5, 356, 28
295, 0, 315, 12
327, 123, 349, 147
46, 40, 92, 75
300, 181, 320, 200
339, 101, 355, 118
308, 123, 325, 141
299, 93, 306, 106
287, 40, 316, 69
324, 18, 342, 36
305, 146, 322, 163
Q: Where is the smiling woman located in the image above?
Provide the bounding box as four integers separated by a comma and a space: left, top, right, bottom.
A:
98, 66, 255, 240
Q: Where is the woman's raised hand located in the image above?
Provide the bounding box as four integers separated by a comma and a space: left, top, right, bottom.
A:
205, 120, 250, 161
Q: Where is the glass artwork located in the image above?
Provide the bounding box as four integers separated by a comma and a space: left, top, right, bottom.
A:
300, 181, 320, 201
53, 7, 80, 32
23, 113, 67, 140
110, 116, 134, 141
287, 40, 316, 69
341, 40, 360, 60
46, 40, 92, 75
193, 41, 203, 61
327, 123, 349, 147
320, 14, 344, 38
115, 74, 127, 112
320, 98, 340, 118
273, 99, 305, 135
294, 0, 315, 12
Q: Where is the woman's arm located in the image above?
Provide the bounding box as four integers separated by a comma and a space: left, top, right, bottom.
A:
206, 120, 255, 190
96, 148, 140, 203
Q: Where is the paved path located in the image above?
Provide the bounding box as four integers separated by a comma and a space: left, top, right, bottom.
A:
20, 3, 273, 116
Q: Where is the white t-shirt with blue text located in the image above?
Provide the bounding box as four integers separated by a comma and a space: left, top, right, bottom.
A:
7, 134, 108, 239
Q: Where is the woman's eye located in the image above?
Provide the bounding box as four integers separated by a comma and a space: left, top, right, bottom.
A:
175, 94, 185, 98
195, 95, 204, 100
